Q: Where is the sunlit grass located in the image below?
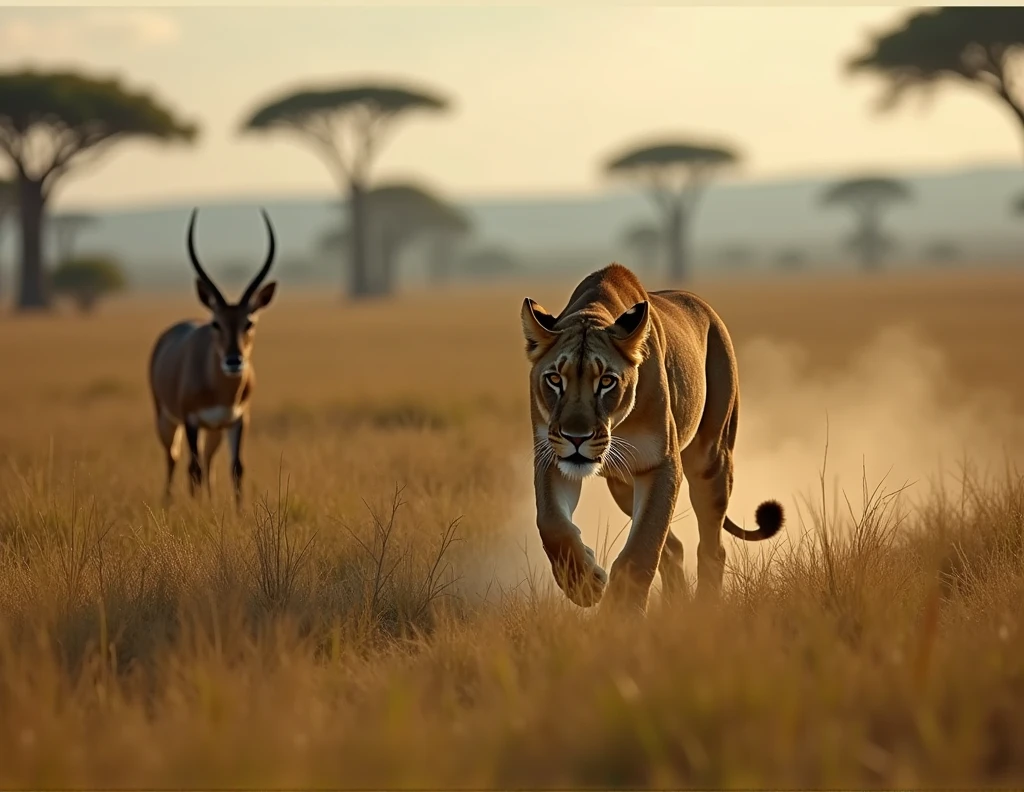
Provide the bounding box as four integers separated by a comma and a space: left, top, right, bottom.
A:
2, 273, 1024, 786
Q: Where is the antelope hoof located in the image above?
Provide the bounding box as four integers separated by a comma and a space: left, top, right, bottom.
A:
188, 465, 202, 497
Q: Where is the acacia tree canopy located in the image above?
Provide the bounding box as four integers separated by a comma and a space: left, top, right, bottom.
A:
243, 85, 447, 182
317, 181, 470, 295
241, 81, 450, 300
821, 175, 913, 272
0, 70, 196, 309
319, 181, 469, 251
821, 176, 913, 212
847, 7, 1024, 133
369, 182, 470, 235
0, 70, 197, 197
605, 142, 737, 205
621, 221, 661, 249
603, 138, 739, 281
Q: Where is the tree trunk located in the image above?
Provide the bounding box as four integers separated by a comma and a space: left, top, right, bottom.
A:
427, 234, 455, 285
994, 87, 1024, 158
856, 210, 883, 274
347, 181, 371, 299
55, 227, 73, 266
17, 177, 48, 311
378, 234, 396, 296
665, 204, 687, 281
75, 290, 98, 314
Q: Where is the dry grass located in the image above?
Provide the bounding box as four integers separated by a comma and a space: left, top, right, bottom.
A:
2, 269, 1024, 787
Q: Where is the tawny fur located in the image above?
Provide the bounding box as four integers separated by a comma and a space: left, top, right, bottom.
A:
521, 263, 784, 614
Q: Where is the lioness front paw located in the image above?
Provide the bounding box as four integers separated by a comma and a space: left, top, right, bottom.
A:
564, 561, 608, 608
547, 542, 608, 608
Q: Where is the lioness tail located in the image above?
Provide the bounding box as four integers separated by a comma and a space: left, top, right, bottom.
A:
723, 500, 784, 541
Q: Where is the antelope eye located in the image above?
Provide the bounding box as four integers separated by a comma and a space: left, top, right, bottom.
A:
545, 372, 562, 388
244, 319, 254, 332
210, 320, 222, 333
600, 375, 616, 389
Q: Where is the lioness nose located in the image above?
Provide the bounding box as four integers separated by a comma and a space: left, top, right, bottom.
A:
560, 430, 594, 449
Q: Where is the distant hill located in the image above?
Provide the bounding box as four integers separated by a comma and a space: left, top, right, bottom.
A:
3, 162, 1024, 292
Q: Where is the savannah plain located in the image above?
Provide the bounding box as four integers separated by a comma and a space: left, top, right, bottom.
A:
4, 268, 1024, 788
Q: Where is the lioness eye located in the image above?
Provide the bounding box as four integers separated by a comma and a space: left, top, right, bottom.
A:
545, 373, 562, 388
600, 375, 616, 389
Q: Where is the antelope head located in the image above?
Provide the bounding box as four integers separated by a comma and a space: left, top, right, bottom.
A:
187, 207, 278, 377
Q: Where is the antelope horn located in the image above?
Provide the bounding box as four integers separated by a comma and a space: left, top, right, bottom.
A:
186, 208, 226, 306
240, 208, 277, 307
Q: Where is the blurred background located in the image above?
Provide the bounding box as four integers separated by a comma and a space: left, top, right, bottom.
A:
0, 5, 1022, 309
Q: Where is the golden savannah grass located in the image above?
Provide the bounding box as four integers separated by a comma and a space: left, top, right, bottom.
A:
3, 270, 1024, 787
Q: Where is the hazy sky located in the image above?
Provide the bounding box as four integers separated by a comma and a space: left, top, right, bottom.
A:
1, 5, 1021, 210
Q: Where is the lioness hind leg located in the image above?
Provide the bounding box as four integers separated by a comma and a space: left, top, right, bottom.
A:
658, 532, 689, 603
682, 446, 733, 601
607, 477, 688, 603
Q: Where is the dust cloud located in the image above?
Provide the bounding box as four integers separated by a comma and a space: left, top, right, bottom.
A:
479, 325, 1024, 595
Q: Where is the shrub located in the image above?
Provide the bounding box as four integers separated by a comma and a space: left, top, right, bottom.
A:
51, 255, 127, 313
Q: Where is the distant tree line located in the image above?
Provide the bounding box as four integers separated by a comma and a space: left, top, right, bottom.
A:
2, 6, 1024, 313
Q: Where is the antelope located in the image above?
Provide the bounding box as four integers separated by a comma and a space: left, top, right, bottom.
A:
148, 207, 278, 509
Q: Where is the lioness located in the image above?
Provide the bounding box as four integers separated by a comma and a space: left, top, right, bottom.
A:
521, 263, 783, 614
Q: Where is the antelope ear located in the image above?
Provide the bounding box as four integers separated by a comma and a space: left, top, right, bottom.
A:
249, 280, 277, 312
607, 300, 650, 363
195, 278, 219, 311
521, 298, 560, 360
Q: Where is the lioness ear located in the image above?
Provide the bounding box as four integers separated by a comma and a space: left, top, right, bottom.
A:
521, 298, 560, 360
607, 300, 650, 363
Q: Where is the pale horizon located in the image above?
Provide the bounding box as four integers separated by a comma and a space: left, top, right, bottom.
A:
2, 5, 1023, 211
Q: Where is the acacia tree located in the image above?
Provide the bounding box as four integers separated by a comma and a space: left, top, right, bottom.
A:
604, 140, 738, 281
847, 8, 1024, 154
458, 245, 521, 280
620, 221, 662, 275
821, 176, 912, 272
0, 70, 196, 310
51, 211, 97, 266
380, 185, 472, 288
775, 247, 808, 273
241, 82, 450, 300
319, 181, 470, 295
923, 239, 961, 266
716, 243, 755, 271
51, 254, 126, 314
0, 179, 14, 302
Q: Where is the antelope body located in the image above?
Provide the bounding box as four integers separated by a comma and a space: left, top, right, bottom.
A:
149, 208, 278, 508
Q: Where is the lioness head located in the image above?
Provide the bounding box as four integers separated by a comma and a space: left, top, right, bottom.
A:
521, 297, 651, 480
